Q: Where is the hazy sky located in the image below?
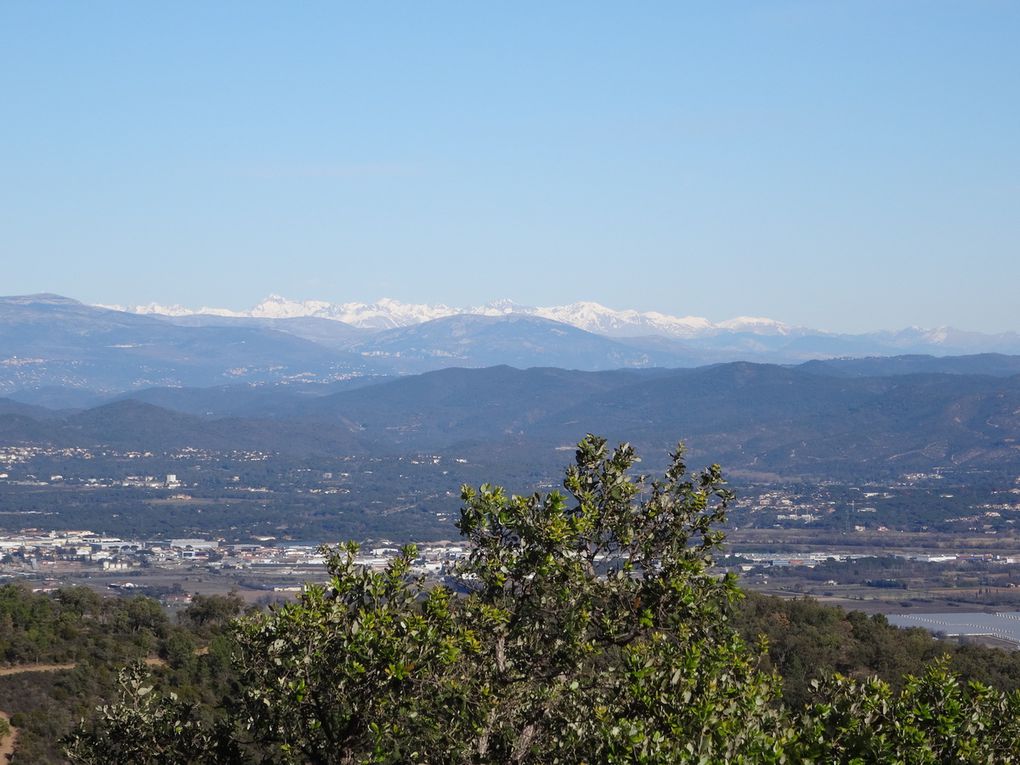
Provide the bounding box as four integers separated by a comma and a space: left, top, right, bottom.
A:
2, 2, 1017, 332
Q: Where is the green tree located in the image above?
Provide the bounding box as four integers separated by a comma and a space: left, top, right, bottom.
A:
181, 592, 246, 633
445, 436, 787, 763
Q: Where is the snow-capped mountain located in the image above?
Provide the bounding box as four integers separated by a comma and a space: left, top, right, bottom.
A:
101, 295, 462, 329
102, 296, 796, 338
249, 296, 461, 329
528, 302, 719, 338
96, 294, 1020, 357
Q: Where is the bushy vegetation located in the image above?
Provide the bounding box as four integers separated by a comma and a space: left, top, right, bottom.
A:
0, 585, 243, 764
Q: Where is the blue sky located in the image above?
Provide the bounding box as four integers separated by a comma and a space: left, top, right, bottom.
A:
2, 2, 1017, 332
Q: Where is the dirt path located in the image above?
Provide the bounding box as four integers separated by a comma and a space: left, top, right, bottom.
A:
0, 658, 167, 761
0, 663, 77, 677
0, 664, 78, 762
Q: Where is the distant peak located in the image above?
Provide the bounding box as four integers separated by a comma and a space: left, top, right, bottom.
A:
483, 298, 522, 312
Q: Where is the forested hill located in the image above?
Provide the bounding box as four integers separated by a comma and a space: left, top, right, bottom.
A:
4, 360, 1020, 477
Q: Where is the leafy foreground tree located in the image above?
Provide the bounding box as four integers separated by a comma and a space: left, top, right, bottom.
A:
65, 436, 1020, 763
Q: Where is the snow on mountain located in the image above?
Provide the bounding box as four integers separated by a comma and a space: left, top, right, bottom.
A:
530, 302, 714, 338
477, 298, 527, 315
332, 298, 461, 329
245, 295, 458, 327
97, 302, 244, 318
97, 296, 799, 338
248, 295, 335, 320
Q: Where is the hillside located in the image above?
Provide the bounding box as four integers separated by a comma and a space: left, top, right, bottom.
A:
4, 362, 1020, 477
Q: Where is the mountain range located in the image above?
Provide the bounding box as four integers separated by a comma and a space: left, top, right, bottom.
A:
4, 293, 1020, 400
